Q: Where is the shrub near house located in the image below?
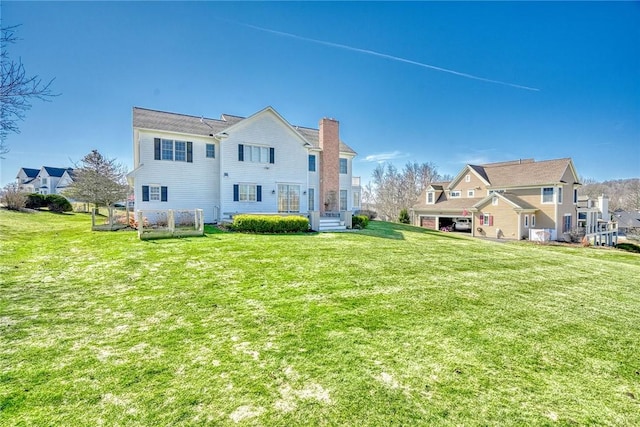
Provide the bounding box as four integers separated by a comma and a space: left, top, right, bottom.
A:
232, 214, 309, 233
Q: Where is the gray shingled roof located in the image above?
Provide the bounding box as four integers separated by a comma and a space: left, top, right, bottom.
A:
133, 107, 234, 136
477, 158, 573, 187
133, 107, 357, 155
613, 211, 640, 228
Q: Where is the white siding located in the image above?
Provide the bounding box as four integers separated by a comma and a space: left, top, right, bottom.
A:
220, 111, 310, 216
133, 129, 220, 222
308, 151, 320, 211
339, 155, 355, 210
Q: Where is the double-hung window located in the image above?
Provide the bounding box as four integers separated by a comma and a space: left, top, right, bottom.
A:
339, 190, 348, 211
353, 190, 360, 208
174, 141, 186, 161
542, 187, 554, 203
339, 158, 347, 174
238, 144, 274, 164
161, 140, 173, 160
557, 187, 563, 204
233, 184, 262, 202
308, 188, 315, 210
206, 144, 215, 158
150, 186, 161, 201
308, 155, 316, 172
142, 185, 168, 202
154, 138, 193, 162
480, 213, 493, 226
427, 192, 434, 203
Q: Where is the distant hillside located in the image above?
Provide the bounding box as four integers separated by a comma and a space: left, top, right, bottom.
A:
579, 177, 640, 211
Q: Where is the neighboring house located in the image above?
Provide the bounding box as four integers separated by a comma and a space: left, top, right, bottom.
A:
15, 168, 40, 193
612, 209, 640, 235
127, 106, 361, 224
16, 166, 74, 195
412, 158, 607, 242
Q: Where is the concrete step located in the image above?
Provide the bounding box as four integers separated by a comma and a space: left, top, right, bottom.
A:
318, 225, 347, 231
318, 218, 346, 232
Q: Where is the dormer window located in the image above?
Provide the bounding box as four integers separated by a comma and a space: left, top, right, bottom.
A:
427, 192, 434, 204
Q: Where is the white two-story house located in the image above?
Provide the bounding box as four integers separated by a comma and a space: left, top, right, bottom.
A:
128, 106, 360, 224
16, 166, 74, 195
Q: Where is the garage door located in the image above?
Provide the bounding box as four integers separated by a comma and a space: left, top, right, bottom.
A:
420, 216, 436, 230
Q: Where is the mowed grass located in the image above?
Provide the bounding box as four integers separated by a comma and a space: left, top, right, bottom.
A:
1, 210, 639, 426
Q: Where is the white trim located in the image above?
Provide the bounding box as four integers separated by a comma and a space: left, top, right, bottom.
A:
541, 187, 554, 204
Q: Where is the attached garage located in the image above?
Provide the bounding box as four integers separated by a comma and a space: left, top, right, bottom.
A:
420, 216, 436, 229
418, 215, 457, 231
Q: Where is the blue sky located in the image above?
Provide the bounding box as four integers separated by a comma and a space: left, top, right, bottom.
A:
1, 1, 639, 187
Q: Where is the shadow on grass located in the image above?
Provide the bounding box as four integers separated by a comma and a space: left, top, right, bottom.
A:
360, 221, 469, 241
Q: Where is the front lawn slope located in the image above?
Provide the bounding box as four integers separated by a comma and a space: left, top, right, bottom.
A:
1, 210, 639, 425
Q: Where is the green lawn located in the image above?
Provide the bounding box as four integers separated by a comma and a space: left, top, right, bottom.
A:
1, 209, 639, 426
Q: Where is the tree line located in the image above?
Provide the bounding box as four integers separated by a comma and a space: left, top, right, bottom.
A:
579, 177, 640, 212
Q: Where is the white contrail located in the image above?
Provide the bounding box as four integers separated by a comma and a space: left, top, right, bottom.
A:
238, 21, 539, 92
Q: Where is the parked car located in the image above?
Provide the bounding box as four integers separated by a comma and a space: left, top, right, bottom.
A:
453, 218, 471, 231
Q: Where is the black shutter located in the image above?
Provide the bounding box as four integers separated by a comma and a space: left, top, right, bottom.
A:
233, 184, 239, 201
142, 185, 150, 201
161, 186, 168, 202
269, 147, 275, 164
187, 142, 193, 163
238, 144, 244, 161
154, 138, 161, 160
257, 185, 262, 202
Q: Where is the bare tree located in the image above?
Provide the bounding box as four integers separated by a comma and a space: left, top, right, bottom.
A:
64, 150, 130, 226
369, 161, 443, 222
579, 177, 640, 212
1, 25, 57, 154
0, 182, 27, 210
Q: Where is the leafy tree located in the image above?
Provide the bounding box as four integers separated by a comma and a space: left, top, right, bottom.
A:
1, 26, 57, 155
64, 150, 129, 226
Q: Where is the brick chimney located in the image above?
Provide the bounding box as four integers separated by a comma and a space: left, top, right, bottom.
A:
319, 118, 340, 213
